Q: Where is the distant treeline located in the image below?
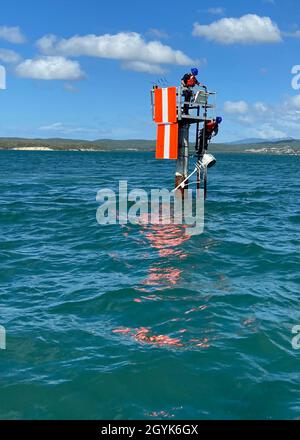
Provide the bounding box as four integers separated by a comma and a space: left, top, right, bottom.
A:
0, 138, 156, 151
0, 137, 299, 153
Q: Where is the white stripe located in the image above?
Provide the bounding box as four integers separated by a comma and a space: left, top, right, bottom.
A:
164, 124, 170, 158
162, 88, 168, 123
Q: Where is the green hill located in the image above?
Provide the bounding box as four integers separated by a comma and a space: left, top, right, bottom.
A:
0, 137, 299, 154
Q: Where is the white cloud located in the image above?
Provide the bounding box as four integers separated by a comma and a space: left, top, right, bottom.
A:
147, 28, 170, 39
39, 122, 86, 133
223, 97, 300, 139
238, 115, 255, 124
122, 61, 167, 74
16, 56, 85, 80
0, 26, 26, 44
253, 102, 268, 113
224, 100, 248, 114
282, 30, 300, 38
38, 122, 109, 137
253, 123, 287, 139
289, 94, 300, 109
0, 49, 21, 64
64, 82, 79, 93
193, 14, 282, 44
36, 32, 195, 71
207, 7, 225, 15
39, 122, 65, 131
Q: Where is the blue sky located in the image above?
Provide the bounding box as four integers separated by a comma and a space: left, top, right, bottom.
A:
0, 0, 299, 142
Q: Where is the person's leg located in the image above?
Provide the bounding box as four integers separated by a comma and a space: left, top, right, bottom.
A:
205, 135, 212, 152
197, 129, 203, 156
182, 89, 191, 114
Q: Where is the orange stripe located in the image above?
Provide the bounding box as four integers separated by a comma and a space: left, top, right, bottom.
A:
156, 124, 165, 159
168, 87, 177, 123
154, 88, 162, 123
169, 123, 178, 159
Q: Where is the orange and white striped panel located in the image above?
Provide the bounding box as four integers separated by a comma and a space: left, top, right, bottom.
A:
154, 87, 177, 124
156, 123, 178, 159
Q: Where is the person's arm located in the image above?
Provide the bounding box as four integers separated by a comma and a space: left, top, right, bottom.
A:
212, 125, 219, 136
196, 80, 207, 89
181, 74, 189, 86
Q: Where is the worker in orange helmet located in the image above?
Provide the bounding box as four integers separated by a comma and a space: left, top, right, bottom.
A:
181, 67, 205, 114
196, 116, 222, 156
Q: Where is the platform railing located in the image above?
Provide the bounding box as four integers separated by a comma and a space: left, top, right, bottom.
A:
178, 86, 216, 123
151, 85, 216, 124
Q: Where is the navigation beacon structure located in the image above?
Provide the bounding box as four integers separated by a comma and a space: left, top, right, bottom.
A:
151, 84, 217, 199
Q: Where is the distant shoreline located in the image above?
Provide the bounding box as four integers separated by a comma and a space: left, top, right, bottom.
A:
1, 147, 299, 155
0, 137, 299, 155
3, 147, 145, 152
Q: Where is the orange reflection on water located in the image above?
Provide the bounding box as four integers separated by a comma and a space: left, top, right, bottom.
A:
143, 266, 182, 287
140, 222, 191, 290
144, 223, 190, 258
112, 327, 211, 350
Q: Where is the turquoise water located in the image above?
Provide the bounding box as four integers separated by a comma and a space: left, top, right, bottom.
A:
0, 150, 300, 420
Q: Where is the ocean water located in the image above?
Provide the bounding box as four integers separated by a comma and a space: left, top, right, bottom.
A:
0, 150, 299, 420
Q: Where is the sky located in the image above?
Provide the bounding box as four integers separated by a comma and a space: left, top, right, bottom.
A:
0, 0, 300, 142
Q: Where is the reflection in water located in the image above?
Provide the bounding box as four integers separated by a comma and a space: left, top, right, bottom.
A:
112, 326, 211, 349
144, 224, 190, 257
141, 222, 191, 289
115, 213, 214, 351
143, 267, 182, 287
